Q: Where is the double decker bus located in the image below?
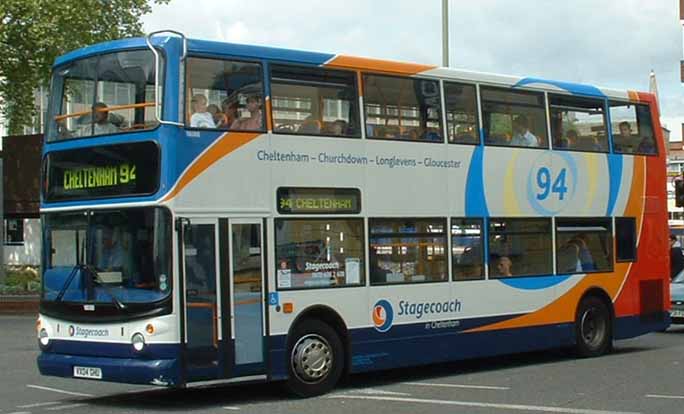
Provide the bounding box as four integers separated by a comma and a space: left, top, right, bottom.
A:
37, 31, 669, 397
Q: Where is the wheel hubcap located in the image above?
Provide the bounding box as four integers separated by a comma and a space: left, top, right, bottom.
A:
581, 307, 606, 348
291, 334, 332, 384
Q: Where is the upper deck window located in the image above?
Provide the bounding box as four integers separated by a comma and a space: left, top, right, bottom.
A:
549, 95, 608, 153
481, 87, 548, 149
47, 50, 162, 142
363, 74, 443, 142
445, 82, 479, 144
609, 102, 657, 155
271, 65, 360, 137
185, 57, 264, 131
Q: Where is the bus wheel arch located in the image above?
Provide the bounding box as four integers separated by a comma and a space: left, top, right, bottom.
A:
574, 288, 614, 357
284, 306, 348, 397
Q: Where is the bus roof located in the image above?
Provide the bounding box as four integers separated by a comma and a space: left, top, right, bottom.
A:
54, 36, 647, 102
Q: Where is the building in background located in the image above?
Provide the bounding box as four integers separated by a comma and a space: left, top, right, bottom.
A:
2, 134, 42, 266
1, 87, 47, 268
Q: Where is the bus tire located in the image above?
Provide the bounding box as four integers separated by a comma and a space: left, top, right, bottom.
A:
574, 295, 612, 358
285, 319, 344, 397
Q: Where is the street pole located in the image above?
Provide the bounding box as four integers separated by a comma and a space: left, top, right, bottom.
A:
442, 0, 449, 67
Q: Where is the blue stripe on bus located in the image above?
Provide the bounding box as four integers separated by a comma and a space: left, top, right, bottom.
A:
465, 146, 489, 217
497, 275, 571, 290
44, 339, 180, 359
270, 313, 667, 379
54, 37, 167, 67
38, 352, 181, 386
55, 37, 334, 69
514, 78, 605, 98
187, 39, 335, 65
606, 154, 623, 216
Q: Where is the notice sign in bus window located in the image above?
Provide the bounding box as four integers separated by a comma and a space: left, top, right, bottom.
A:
277, 188, 361, 214
45, 142, 159, 201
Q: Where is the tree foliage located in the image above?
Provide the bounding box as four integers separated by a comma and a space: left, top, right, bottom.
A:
0, 0, 169, 135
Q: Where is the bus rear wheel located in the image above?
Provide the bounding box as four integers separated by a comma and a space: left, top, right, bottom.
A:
574, 296, 612, 357
285, 319, 343, 397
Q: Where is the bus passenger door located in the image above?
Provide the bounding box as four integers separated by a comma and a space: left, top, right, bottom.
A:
180, 218, 221, 381
228, 219, 266, 376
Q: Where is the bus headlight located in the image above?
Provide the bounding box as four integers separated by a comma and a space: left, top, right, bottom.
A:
131, 332, 145, 352
38, 328, 50, 348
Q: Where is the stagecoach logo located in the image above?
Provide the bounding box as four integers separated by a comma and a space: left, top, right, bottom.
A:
372, 300, 394, 333
67, 325, 109, 339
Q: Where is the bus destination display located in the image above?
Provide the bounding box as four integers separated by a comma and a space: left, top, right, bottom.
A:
62, 163, 138, 191
277, 187, 361, 214
45, 142, 159, 201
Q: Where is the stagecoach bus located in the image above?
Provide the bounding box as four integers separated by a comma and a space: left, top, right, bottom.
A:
37, 31, 669, 396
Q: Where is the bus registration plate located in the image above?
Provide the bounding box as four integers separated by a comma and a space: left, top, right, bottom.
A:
73, 366, 102, 379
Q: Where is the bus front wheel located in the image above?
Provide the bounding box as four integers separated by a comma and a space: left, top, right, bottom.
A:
574, 296, 612, 357
285, 319, 344, 397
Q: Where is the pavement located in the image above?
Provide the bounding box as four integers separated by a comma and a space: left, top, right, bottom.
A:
0, 294, 40, 314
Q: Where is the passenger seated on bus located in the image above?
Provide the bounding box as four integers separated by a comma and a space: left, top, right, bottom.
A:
565, 130, 578, 148
455, 245, 483, 280
424, 127, 442, 141
383, 126, 399, 139
406, 128, 420, 140
299, 116, 321, 134
637, 135, 656, 154
571, 234, 596, 271
87, 102, 119, 135
613, 121, 633, 153
330, 119, 348, 136
554, 130, 573, 149
510, 115, 538, 147
218, 99, 238, 129
495, 256, 513, 277
190, 94, 216, 128
231, 94, 262, 130
557, 242, 582, 273
207, 104, 222, 126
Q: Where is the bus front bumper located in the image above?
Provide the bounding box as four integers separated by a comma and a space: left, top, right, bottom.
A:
38, 352, 181, 386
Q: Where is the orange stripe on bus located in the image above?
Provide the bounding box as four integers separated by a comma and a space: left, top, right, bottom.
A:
627, 91, 640, 102
161, 132, 260, 202
326, 55, 436, 75
464, 158, 647, 333
265, 97, 273, 132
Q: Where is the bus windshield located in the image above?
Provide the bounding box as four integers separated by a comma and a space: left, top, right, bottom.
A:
47, 49, 162, 142
42, 207, 172, 305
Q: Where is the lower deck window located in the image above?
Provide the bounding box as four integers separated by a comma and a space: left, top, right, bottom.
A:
488, 218, 552, 277
275, 219, 364, 289
369, 218, 447, 284
556, 218, 613, 273
451, 218, 484, 281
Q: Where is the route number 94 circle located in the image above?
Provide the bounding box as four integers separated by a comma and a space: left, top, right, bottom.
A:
526, 154, 577, 215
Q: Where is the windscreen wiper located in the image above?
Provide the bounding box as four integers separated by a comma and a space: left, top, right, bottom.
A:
82, 265, 127, 311
54, 265, 81, 303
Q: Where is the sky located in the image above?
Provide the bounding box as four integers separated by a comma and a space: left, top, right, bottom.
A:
142, 0, 684, 140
